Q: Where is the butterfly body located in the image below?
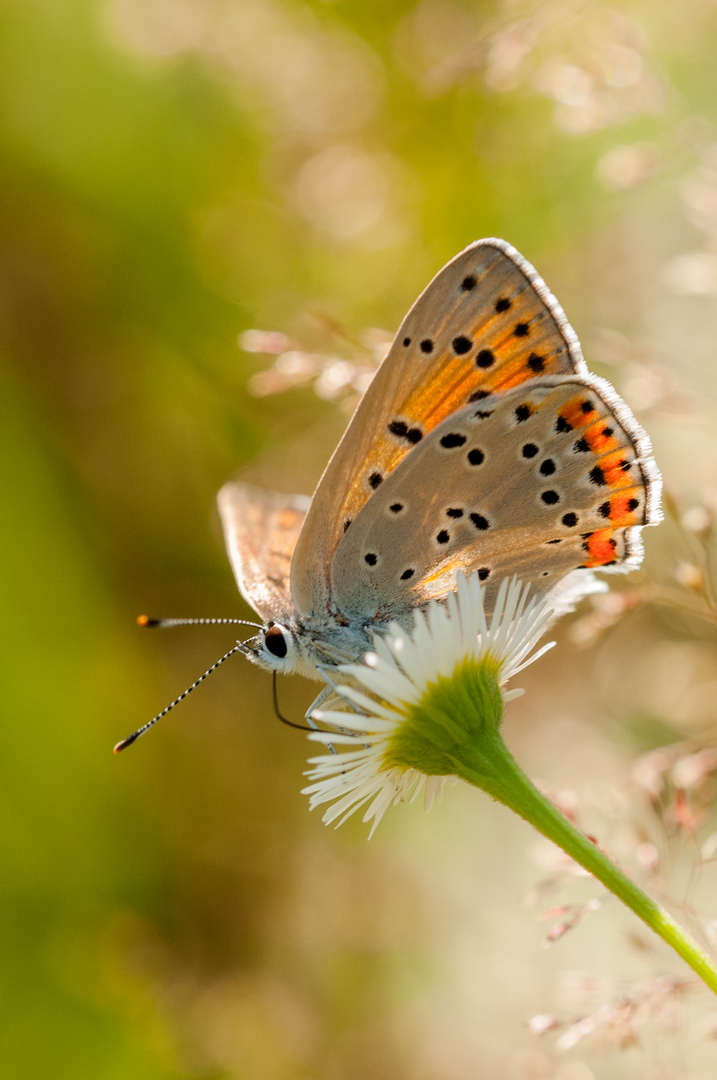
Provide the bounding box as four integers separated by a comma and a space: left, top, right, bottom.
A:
219, 239, 661, 708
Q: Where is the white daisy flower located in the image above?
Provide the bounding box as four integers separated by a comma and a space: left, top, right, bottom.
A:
302, 573, 555, 838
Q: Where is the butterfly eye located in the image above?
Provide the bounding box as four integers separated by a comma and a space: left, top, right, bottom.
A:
264, 624, 289, 659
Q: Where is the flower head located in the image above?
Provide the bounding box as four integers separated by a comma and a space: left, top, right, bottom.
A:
302, 573, 555, 837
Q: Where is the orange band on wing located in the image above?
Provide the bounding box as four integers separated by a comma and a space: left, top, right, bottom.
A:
581, 529, 618, 568
579, 419, 619, 455
594, 449, 636, 489
600, 490, 642, 525
556, 394, 599, 431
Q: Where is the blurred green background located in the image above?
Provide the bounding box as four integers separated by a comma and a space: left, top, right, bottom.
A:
3, 0, 717, 1077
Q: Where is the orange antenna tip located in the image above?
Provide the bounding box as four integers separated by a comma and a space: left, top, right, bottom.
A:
114, 732, 139, 753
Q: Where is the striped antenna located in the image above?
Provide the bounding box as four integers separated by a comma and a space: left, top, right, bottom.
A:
114, 643, 250, 753
137, 615, 262, 630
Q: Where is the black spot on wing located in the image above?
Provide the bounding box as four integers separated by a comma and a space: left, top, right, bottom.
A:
452, 335, 472, 355
527, 352, 546, 373
440, 432, 467, 448
388, 419, 423, 444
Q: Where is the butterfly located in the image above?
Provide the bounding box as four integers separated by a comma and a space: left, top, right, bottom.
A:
218, 238, 661, 718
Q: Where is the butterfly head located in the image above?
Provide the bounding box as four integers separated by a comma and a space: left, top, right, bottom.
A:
245, 619, 314, 678
245, 615, 363, 683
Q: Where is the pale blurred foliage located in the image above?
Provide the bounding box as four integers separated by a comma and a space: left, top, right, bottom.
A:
4, 0, 717, 1077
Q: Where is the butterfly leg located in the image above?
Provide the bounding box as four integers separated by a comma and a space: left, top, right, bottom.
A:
313, 668, 373, 751
309, 671, 365, 717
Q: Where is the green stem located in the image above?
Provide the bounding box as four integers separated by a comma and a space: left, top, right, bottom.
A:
454, 728, 717, 995
388, 659, 717, 993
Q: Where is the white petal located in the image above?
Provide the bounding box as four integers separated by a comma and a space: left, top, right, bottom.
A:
427, 601, 453, 677
502, 687, 525, 702
370, 633, 397, 668
311, 709, 393, 733
412, 609, 439, 682
385, 629, 425, 686
351, 662, 419, 707
307, 733, 372, 746
331, 686, 405, 720
508, 640, 555, 678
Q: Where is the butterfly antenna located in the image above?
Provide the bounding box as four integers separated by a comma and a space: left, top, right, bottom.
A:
137, 615, 262, 630
272, 671, 320, 733
114, 644, 245, 753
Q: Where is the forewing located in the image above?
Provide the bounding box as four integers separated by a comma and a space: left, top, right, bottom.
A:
291, 239, 586, 616
217, 482, 309, 622
330, 375, 661, 620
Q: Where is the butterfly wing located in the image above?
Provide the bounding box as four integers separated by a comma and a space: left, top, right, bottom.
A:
330, 374, 661, 621
291, 239, 589, 616
217, 482, 310, 622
